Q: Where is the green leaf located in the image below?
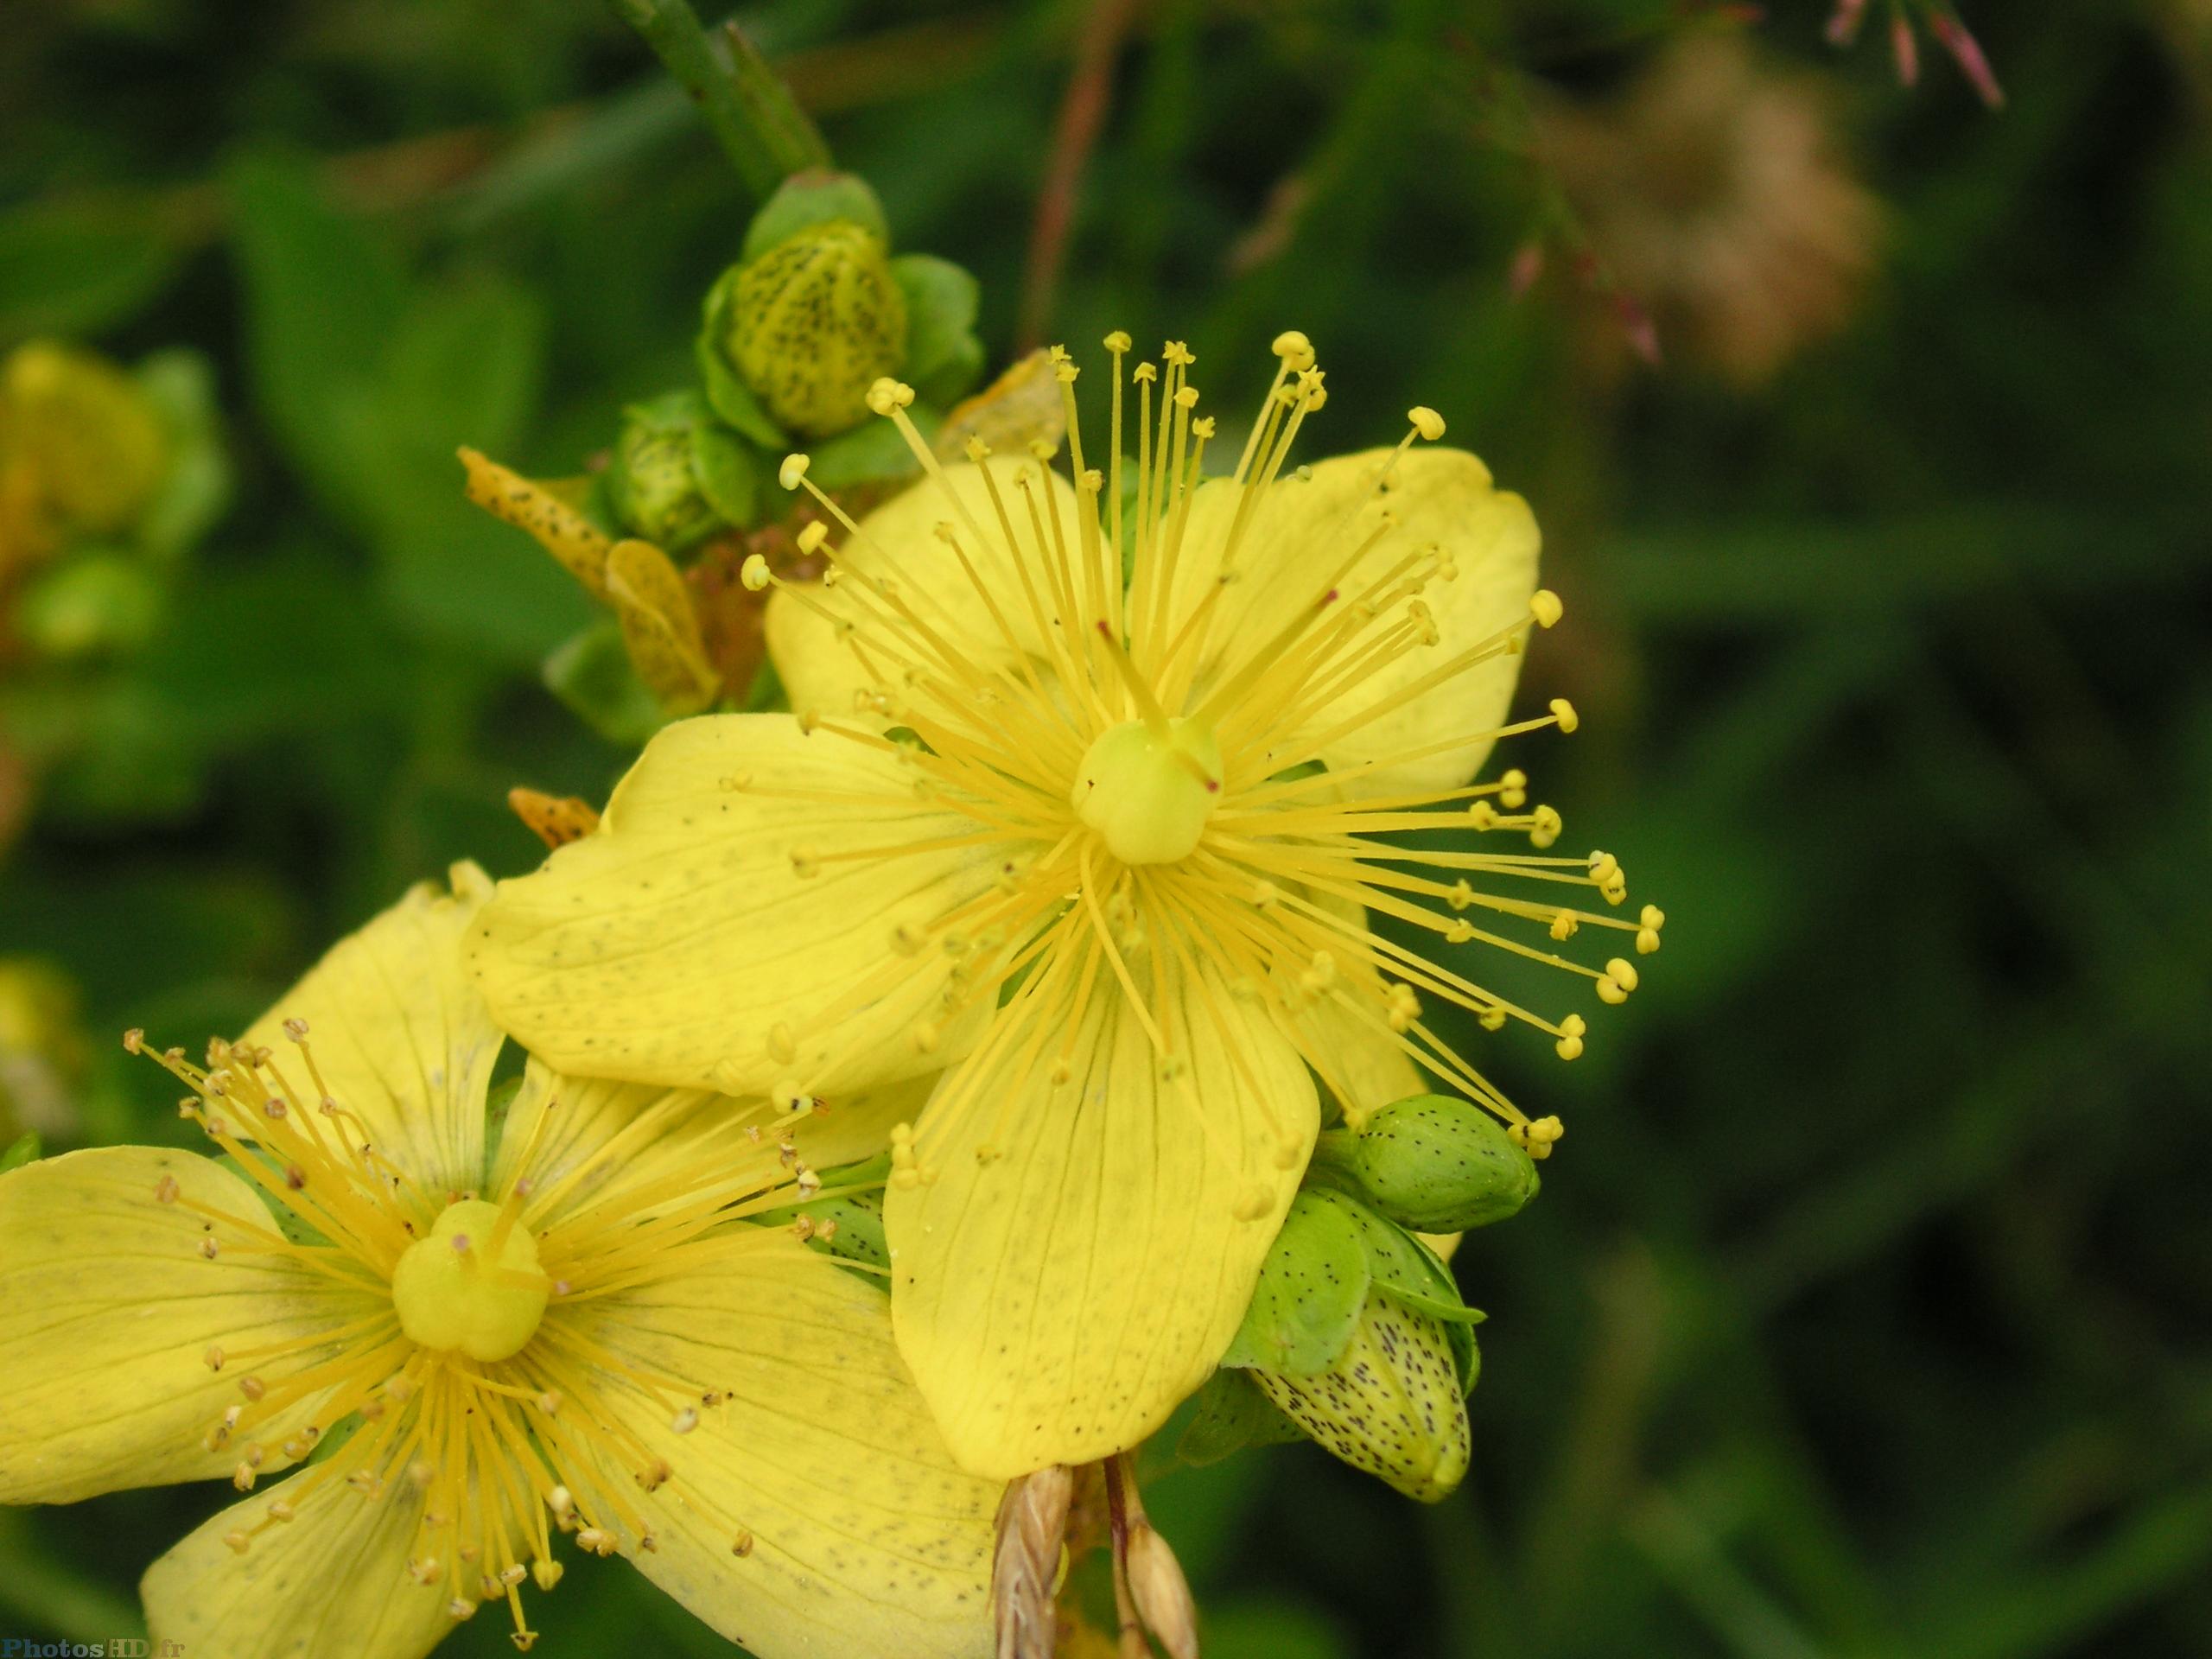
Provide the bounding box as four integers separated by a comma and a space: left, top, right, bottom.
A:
0, 1133, 41, 1174
889, 253, 982, 394
912, 332, 985, 411
1219, 1188, 1370, 1373
690, 420, 760, 526
741, 171, 889, 264
1177, 1369, 1310, 1465
805, 404, 938, 491
542, 620, 667, 746
0, 198, 186, 344
226, 151, 409, 524
130, 350, 232, 562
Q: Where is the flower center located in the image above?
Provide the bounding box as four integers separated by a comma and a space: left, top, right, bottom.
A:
1071, 716, 1223, 866
391, 1198, 549, 1363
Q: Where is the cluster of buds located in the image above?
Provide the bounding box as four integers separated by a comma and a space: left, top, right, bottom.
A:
459, 169, 985, 746
1185, 1092, 1544, 1503
0, 340, 226, 662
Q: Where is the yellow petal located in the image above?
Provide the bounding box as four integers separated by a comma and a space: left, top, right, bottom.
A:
765, 457, 1086, 726
569, 1232, 998, 1659
239, 862, 499, 1211
1171, 446, 1540, 796
0, 1147, 381, 1503
488, 1058, 935, 1230
887, 958, 1318, 1477
467, 714, 1001, 1096
1291, 892, 1427, 1129
143, 1460, 449, 1659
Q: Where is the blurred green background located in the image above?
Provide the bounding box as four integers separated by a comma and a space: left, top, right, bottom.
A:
3, 0, 2209, 1655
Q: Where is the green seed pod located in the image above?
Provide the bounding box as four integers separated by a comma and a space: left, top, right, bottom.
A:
605, 397, 724, 552
714, 221, 907, 439
1314, 1093, 1539, 1232
1249, 1292, 1474, 1503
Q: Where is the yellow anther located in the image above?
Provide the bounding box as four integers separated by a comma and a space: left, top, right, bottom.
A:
778, 454, 810, 490
1271, 329, 1315, 368
1478, 1006, 1508, 1031
1173, 385, 1199, 410
795, 520, 829, 556
1596, 976, 1628, 1006
1500, 768, 1528, 809
865, 378, 916, 415
1408, 405, 1446, 441
1606, 957, 1638, 993
1529, 805, 1562, 848
1132, 361, 1158, 384
223, 1530, 251, 1555
1549, 697, 1580, 734
1448, 879, 1474, 911
1446, 919, 1475, 944
1530, 589, 1564, 628
740, 554, 771, 592
1554, 1014, 1586, 1062
730, 1530, 756, 1558
1468, 800, 1498, 830
1549, 913, 1579, 942
1104, 330, 1133, 353
533, 1560, 565, 1592
154, 1174, 179, 1204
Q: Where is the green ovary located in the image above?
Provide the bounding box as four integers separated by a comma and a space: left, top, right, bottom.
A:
391, 1198, 550, 1363
1071, 717, 1224, 866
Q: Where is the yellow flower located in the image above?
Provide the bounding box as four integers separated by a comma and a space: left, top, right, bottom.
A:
0, 866, 995, 1659
467, 334, 1662, 1478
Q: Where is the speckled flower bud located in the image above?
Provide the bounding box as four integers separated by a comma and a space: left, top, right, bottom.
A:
1249, 1289, 1472, 1503
1313, 1093, 1539, 1232
0, 340, 170, 543
606, 401, 722, 552
715, 222, 907, 438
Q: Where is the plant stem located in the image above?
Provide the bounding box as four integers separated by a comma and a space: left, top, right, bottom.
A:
604, 0, 831, 200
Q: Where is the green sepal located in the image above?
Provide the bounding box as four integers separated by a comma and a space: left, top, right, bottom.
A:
1177, 1368, 1310, 1466
1218, 1188, 1370, 1374
889, 254, 983, 403
741, 170, 889, 265
542, 619, 667, 746
750, 1188, 889, 1271
696, 271, 787, 449
690, 419, 760, 528
804, 404, 939, 492
0, 1132, 41, 1174
131, 348, 230, 562
480, 1074, 524, 1172
1333, 1192, 1485, 1329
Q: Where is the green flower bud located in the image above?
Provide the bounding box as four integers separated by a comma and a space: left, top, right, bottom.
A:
1313, 1093, 1538, 1232
605, 397, 725, 552
0, 341, 171, 543
1249, 1290, 1473, 1503
711, 221, 907, 439
1217, 1187, 1482, 1499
